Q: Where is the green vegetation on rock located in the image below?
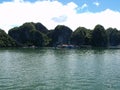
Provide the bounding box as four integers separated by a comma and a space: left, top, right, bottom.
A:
0, 22, 119, 48
8, 22, 50, 47
0, 29, 17, 47
91, 25, 108, 47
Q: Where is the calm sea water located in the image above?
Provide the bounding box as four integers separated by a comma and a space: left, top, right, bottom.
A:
0, 48, 120, 90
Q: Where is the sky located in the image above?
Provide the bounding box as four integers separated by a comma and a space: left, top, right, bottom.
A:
0, 0, 120, 32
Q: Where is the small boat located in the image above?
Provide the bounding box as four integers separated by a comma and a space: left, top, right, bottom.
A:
57, 44, 77, 49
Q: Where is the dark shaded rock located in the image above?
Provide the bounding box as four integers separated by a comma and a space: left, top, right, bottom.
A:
47, 25, 73, 46
33, 22, 49, 34
71, 27, 89, 46
8, 22, 50, 47
70, 26, 92, 46
91, 24, 108, 47
0, 29, 18, 47
106, 28, 120, 46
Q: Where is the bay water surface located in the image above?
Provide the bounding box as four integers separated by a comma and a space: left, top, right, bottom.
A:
0, 48, 120, 90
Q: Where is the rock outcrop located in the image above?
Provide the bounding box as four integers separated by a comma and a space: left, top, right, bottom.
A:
0, 29, 17, 47
8, 22, 50, 47
47, 25, 73, 46
33, 22, 49, 34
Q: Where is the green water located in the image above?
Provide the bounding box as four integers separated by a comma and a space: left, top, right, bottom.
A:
0, 48, 120, 90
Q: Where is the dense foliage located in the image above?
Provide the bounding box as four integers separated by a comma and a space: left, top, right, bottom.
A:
106, 28, 120, 46
8, 22, 50, 47
71, 27, 92, 46
47, 25, 73, 46
91, 25, 108, 47
0, 22, 120, 48
0, 29, 17, 47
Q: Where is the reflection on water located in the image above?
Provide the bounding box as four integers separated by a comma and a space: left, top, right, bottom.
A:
0, 48, 120, 90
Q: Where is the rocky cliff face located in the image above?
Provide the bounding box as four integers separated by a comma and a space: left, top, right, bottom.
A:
55, 25, 73, 44
0, 29, 17, 47
34, 23, 49, 34
2, 22, 120, 48
47, 25, 73, 46
8, 22, 49, 47
8, 23, 73, 47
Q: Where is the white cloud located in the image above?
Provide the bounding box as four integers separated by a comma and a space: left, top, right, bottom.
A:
81, 3, 88, 9
0, 0, 77, 32
0, 0, 120, 33
93, 2, 100, 7
66, 9, 120, 30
